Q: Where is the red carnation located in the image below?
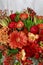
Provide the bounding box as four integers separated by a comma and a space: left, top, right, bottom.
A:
16, 20, 24, 28
10, 14, 16, 21
20, 13, 28, 20
23, 43, 42, 58
9, 31, 27, 49
30, 25, 39, 34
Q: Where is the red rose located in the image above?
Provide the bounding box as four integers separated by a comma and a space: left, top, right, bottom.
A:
8, 22, 17, 29
10, 14, 16, 21
30, 25, 39, 34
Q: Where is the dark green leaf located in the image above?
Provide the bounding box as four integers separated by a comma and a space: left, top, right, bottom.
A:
0, 52, 2, 59
0, 59, 1, 64
8, 49, 19, 55
16, 12, 20, 15
15, 13, 20, 22
23, 18, 35, 31
14, 61, 20, 65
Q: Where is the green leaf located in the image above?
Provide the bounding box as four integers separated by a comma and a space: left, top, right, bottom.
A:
15, 12, 20, 22
0, 52, 2, 59
14, 61, 20, 65
16, 12, 20, 15
4, 17, 11, 23
0, 19, 8, 27
0, 59, 1, 64
8, 49, 19, 55
23, 18, 35, 31
0, 60, 3, 65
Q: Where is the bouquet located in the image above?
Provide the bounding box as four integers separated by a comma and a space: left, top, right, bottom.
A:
0, 8, 43, 65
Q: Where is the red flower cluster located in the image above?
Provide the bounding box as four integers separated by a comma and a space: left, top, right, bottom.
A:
23, 43, 42, 59
8, 20, 24, 29
0, 8, 43, 65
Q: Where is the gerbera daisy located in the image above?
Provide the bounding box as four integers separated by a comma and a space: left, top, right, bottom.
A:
9, 31, 27, 49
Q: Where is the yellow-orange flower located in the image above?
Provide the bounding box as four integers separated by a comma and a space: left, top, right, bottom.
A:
0, 27, 9, 45
28, 32, 39, 43
16, 49, 26, 61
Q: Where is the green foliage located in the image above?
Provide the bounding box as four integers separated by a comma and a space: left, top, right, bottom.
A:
0, 17, 10, 27
16, 12, 20, 15
14, 61, 20, 65
0, 52, 3, 65
0, 52, 2, 59
8, 49, 19, 55
23, 18, 35, 31
23, 16, 43, 31
15, 12, 20, 22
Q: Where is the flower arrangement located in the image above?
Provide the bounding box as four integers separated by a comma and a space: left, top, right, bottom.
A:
0, 8, 43, 65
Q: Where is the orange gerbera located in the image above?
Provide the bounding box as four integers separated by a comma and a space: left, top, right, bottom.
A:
9, 31, 27, 49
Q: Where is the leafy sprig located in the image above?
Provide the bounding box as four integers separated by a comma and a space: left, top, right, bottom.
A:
23, 17, 35, 31
15, 12, 20, 22
7, 49, 19, 56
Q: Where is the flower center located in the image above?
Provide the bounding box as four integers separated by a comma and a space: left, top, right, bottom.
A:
29, 36, 35, 41
16, 37, 20, 42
